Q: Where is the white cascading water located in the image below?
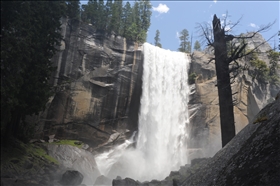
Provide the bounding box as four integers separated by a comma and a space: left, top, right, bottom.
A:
95, 43, 190, 182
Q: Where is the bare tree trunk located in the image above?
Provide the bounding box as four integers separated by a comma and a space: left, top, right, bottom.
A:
212, 15, 235, 147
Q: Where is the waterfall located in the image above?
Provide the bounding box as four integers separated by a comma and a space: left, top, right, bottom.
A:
94, 43, 190, 182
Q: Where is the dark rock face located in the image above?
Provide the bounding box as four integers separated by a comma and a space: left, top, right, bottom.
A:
113, 177, 173, 186
60, 170, 83, 186
182, 92, 280, 185
94, 175, 112, 186
113, 178, 140, 186
36, 18, 143, 147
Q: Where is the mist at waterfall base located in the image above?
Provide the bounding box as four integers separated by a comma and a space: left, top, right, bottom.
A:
95, 43, 190, 183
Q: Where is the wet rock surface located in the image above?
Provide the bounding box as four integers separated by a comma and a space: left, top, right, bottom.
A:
47, 144, 100, 185
94, 175, 112, 186
59, 170, 84, 186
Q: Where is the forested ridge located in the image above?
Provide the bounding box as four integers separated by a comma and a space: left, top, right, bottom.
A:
81, 0, 152, 42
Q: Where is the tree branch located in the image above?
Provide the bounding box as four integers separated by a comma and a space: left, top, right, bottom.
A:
234, 20, 276, 39
207, 57, 215, 64
227, 43, 247, 64
233, 33, 276, 62
197, 22, 213, 47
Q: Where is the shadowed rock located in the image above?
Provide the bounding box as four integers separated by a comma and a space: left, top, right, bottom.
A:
60, 170, 83, 186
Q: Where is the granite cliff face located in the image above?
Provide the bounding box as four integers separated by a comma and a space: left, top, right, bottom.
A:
188, 32, 279, 156
36, 18, 143, 148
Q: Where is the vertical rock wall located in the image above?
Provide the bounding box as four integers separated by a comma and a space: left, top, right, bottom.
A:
38, 18, 143, 147
188, 45, 278, 156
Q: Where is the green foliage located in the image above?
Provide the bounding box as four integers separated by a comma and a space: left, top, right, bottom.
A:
1, 138, 59, 174
32, 145, 59, 164
52, 140, 83, 148
246, 50, 279, 86
194, 40, 201, 51
139, 0, 152, 42
66, 0, 80, 20
154, 29, 162, 48
227, 38, 246, 57
126, 22, 139, 41
1, 1, 66, 141
178, 29, 191, 53
188, 73, 197, 84
249, 53, 269, 83
81, 0, 152, 43
121, 2, 133, 37
109, 0, 123, 34
267, 50, 280, 85
253, 113, 268, 124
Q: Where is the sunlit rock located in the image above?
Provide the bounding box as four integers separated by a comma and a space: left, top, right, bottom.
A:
47, 144, 100, 185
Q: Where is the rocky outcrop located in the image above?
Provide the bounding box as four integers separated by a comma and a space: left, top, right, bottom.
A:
188, 34, 278, 156
34, 18, 143, 148
113, 91, 280, 186
59, 170, 84, 186
47, 144, 100, 185
180, 91, 280, 186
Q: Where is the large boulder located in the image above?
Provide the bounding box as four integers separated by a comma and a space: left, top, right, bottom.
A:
94, 175, 112, 186
47, 144, 100, 185
60, 170, 83, 186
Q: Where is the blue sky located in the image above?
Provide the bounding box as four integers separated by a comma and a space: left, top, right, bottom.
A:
81, 0, 279, 51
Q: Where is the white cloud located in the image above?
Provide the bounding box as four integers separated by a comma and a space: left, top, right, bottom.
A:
249, 23, 259, 28
225, 26, 231, 32
153, 3, 169, 14
213, 0, 217, 3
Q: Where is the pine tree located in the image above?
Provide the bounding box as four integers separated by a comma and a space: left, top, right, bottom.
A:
178, 29, 191, 53
194, 40, 201, 51
88, 0, 98, 25
121, 2, 133, 38
267, 50, 280, 85
79, 0, 152, 42
109, 0, 123, 35
138, 0, 152, 42
66, 0, 80, 20
130, 1, 141, 40
96, 0, 106, 31
105, 0, 113, 31
154, 29, 162, 48
1, 1, 65, 142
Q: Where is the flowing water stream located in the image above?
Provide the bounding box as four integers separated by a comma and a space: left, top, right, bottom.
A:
94, 43, 190, 182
